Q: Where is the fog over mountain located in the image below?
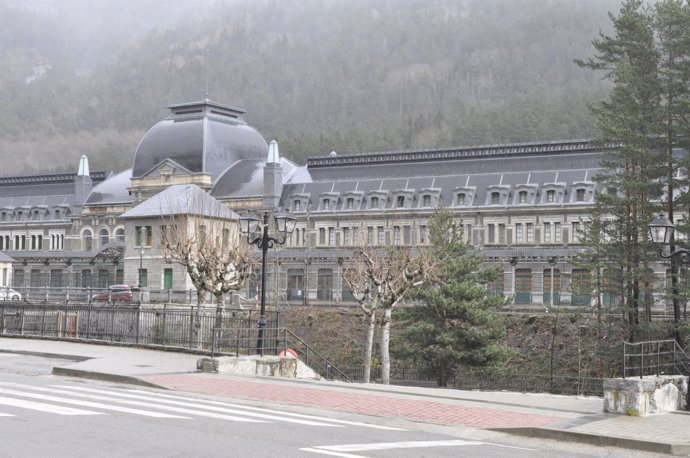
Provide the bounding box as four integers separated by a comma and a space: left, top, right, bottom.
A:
0, 0, 619, 176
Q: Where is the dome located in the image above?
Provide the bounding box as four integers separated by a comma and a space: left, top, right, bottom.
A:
131, 99, 268, 180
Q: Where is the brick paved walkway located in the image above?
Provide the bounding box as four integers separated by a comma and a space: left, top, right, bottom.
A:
143, 373, 566, 429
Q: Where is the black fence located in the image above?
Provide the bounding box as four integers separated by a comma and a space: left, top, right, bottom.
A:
0, 302, 278, 351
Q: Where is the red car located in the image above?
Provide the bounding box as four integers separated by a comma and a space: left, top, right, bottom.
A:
91, 285, 133, 304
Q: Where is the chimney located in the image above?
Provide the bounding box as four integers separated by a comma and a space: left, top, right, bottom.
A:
74, 155, 92, 204
263, 140, 283, 209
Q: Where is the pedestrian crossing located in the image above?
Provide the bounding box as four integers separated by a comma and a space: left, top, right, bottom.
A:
0, 382, 403, 430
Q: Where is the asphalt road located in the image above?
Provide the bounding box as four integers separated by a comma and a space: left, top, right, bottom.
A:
0, 353, 664, 458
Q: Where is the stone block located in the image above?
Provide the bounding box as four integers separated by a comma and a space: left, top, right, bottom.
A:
604, 376, 688, 416
198, 355, 321, 380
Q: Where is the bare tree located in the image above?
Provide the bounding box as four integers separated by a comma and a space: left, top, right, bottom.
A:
344, 241, 438, 384
342, 262, 379, 383
156, 185, 255, 339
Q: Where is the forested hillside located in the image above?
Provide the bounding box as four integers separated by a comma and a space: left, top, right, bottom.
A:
0, 0, 619, 175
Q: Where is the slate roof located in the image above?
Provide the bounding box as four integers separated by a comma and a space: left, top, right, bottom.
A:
0, 172, 108, 209
279, 140, 612, 210
120, 184, 238, 220
85, 169, 133, 205
211, 157, 299, 199
132, 99, 268, 180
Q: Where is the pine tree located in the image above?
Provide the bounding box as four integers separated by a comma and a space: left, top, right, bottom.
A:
394, 208, 508, 387
655, 0, 690, 331
575, 0, 665, 338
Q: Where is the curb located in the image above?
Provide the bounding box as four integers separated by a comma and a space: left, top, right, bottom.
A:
51, 367, 166, 389
493, 427, 690, 456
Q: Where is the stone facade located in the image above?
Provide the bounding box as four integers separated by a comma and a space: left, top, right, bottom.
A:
0, 98, 680, 310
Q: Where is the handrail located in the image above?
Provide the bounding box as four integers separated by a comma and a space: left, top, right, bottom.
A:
283, 328, 353, 382
210, 326, 352, 383
624, 340, 690, 379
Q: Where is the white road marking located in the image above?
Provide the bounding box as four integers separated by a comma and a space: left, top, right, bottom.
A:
303, 439, 537, 455
300, 448, 367, 458
311, 439, 483, 452
0, 387, 188, 419
124, 388, 405, 430
53, 385, 358, 428
0, 395, 102, 416
0, 383, 264, 423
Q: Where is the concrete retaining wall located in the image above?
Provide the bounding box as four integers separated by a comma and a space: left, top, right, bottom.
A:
604, 376, 688, 416
197, 355, 321, 380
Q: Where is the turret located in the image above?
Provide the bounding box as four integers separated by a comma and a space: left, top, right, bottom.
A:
74, 155, 92, 203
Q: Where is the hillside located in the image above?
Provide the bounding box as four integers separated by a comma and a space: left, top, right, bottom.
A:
0, 0, 619, 176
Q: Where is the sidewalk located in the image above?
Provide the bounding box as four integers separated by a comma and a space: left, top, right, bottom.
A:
2, 337, 689, 456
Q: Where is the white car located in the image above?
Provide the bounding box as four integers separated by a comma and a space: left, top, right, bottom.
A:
0, 288, 21, 300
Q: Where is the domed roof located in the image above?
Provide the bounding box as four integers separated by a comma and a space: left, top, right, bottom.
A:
131, 99, 268, 180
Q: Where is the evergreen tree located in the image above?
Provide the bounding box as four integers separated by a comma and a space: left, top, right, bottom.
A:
575, 0, 665, 338
655, 0, 690, 330
394, 208, 508, 387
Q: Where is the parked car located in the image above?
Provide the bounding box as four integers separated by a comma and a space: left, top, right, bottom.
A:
91, 285, 133, 304
0, 288, 21, 300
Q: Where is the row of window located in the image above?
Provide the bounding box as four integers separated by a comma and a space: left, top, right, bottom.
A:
0, 207, 69, 223
488, 221, 584, 244
289, 221, 584, 248
294, 186, 594, 212
281, 267, 595, 304
11, 267, 175, 290
0, 233, 65, 251
82, 227, 125, 251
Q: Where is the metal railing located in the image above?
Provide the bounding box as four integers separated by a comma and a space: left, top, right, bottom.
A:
0, 302, 278, 351
210, 326, 352, 382
0, 302, 352, 382
624, 340, 690, 379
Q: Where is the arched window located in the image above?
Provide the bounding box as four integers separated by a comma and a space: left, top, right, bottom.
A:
518, 191, 528, 203
99, 228, 109, 247
82, 229, 93, 251
115, 228, 125, 243
546, 190, 556, 203
576, 189, 586, 202
370, 197, 379, 209
491, 192, 500, 205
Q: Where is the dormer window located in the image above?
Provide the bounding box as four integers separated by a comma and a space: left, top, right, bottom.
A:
518, 191, 527, 204
323, 199, 330, 210
546, 190, 555, 203
371, 197, 379, 209
576, 189, 586, 202
422, 195, 431, 207
346, 197, 355, 210
396, 195, 405, 208
457, 193, 466, 206
491, 192, 500, 205
294, 201, 301, 211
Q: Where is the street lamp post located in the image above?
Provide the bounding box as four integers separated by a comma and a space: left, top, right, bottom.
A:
648, 213, 690, 259
138, 249, 144, 288
649, 213, 688, 324
240, 210, 296, 356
